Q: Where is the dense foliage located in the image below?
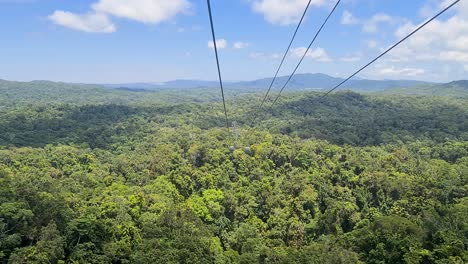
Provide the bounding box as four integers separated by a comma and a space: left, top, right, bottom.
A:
0, 84, 467, 263
259, 92, 468, 145
1, 91, 466, 148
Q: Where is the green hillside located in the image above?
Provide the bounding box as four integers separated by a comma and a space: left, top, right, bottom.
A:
0, 79, 229, 109
381, 80, 468, 97
0, 80, 133, 107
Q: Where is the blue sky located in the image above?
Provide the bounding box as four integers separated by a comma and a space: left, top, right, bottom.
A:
0, 0, 466, 83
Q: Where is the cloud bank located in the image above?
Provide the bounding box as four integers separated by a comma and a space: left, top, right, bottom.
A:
49, 0, 190, 33
252, 0, 325, 25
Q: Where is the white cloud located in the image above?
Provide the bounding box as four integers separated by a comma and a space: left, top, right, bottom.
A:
252, 0, 325, 25
379, 66, 425, 77
367, 40, 378, 48
341, 11, 396, 34
379, 0, 468, 84
340, 56, 360, 62
233, 42, 250, 49
249, 52, 263, 59
92, 0, 190, 24
362, 13, 393, 33
49, 0, 189, 33
448, 36, 468, 51
208, 39, 227, 49
48, 11, 116, 33
341, 10, 359, 25
290, 47, 332, 62
249, 52, 281, 60
340, 51, 362, 62
391, 15, 468, 63
440, 51, 468, 62
419, 0, 458, 18
457, 0, 468, 17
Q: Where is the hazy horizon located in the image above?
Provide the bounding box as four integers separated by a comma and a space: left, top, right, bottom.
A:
2, 71, 464, 85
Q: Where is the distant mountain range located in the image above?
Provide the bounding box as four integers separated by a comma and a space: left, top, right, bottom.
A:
103, 73, 433, 92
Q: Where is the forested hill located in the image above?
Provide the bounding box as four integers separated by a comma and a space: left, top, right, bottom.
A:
252, 92, 468, 145
2, 78, 464, 110
0, 79, 230, 109
1, 91, 467, 148
0, 79, 128, 107
381, 80, 468, 97
0, 82, 467, 263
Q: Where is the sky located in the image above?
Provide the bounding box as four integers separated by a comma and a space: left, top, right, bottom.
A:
0, 0, 467, 83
